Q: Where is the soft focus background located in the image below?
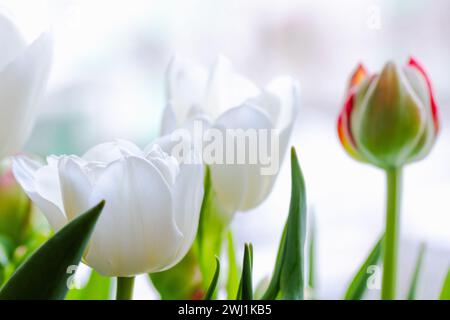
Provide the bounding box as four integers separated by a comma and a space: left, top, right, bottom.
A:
1, 0, 449, 299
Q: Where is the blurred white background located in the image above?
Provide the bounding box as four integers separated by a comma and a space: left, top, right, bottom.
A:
1, 0, 449, 299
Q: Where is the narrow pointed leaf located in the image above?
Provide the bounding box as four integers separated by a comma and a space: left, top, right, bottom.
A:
280, 148, 307, 300
196, 167, 211, 253
204, 257, 220, 300
439, 269, 450, 300
308, 210, 316, 291
226, 231, 239, 299
196, 166, 231, 288
406, 243, 426, 300
236, 276, 243, 300
238, 243, 253, 300
344, 235, 383, 300
261, 226, 286, 299
262, 147, 307, 300
0, 201, 104, 300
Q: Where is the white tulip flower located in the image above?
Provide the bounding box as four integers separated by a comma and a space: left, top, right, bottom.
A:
12, 139, 204, 277
161, 55, 299, 213
0, 12, 52, 159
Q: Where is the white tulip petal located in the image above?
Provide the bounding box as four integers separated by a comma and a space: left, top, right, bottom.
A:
146, 134, 193, 161
266, 77, 298, 181
34, 160, 64, 211
245, 91, 281, 125
205, 55, 260, 119
86, 156, 183, 276
46, 155, 61, 166
214, 102, 272, 131
0, 12, 26, 70
210, 103, 274, 212
0, 32, 52, 158
82, 139, 143, 163
146, 134, 179, 156
215, 156, 275, 212
12, 155, 66, 231
247, 78, 298, 205
265, 76, 300, 130
58, 156, 93, 220
166, 55, 208, 125
146, 144, 179, 186
170, 163, 204, 263
149, 114, 211, 167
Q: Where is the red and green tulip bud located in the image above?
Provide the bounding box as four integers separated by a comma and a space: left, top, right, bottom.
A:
338, 57, 439, 168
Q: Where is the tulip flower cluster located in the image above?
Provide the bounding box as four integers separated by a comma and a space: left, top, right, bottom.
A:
13, 140, 204, 277
0, 11, 448, 302
163, 56, 299, 213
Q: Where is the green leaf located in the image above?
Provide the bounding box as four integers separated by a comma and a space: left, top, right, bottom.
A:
344, 235, 383, 300
406, 243, 426, 300
261, 226, 286, 300
204, 257, 220, 300
238, 243, 253, 300
66, 269, 111, 300
196, 167, 231, 286
262, 147, 307, 300
236, 271, 243, 300
279, 148, 307, 300
196, 166, 212, 252
439, 269, 450, 300
308, 210, 316, 291
0, 201, 104, 300
226, 231, 239, 299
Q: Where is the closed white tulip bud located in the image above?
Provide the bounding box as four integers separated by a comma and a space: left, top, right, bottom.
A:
0, 12, 52, 159
162, 55, 299, 213
12, 139, 204, 277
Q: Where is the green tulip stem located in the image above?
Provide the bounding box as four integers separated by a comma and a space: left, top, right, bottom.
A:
381, 167, 402, 300
116, 276, 135, 300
